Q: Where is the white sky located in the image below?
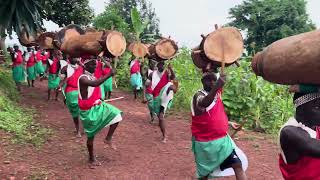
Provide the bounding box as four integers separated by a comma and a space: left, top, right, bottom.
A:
6, 0, 320, 48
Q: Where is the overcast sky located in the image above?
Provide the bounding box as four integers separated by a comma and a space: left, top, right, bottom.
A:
6, 0, 320, 48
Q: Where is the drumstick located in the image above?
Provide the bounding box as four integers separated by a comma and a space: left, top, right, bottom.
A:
231, 119, 247, 138
104, 96, 124, 102
221, 38, 226, 74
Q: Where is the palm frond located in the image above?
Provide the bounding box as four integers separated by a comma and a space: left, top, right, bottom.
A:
0, 0, 44, 37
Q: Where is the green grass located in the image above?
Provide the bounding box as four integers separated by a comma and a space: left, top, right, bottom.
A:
0, 66, 50, 147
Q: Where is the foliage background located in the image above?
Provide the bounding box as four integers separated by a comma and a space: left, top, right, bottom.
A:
0, 65, 50, 147
114, 48, 294, 134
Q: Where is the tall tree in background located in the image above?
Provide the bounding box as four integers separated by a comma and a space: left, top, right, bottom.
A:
42, 0, 94, 27
0, 0, 44, 50
92, 7, 132, 40
106, 0, 161, 43
229, 0, 315, 54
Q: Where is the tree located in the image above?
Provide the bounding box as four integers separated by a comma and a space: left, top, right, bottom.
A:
92, 7, 132, 41
106, 0, 161, 43
229, 0, 315, 54
0, 0, 44, 51
42, 0, 94, 27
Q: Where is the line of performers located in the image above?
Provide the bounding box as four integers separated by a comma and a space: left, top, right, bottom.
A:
9, 43, 317, 179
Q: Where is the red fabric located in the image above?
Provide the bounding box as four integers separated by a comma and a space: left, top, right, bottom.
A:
35, 51, 42, 62
130, 60, 140, 74
146, 70, 153, 94
146, 86, 153, 94
279, 127, 320, 180
102, 66, 111, 75
26, 53, 36, 67
152, 71, 169, 97
191, 89, 229, 142
42, 51, 49, 65
94, 61, 103, 78
65, 66, 83, 93
78, 82, 102, 111
13, 50, 23, 67
49, 58, 59, 74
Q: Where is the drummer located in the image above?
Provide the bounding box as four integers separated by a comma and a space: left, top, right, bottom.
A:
144, 61, 177, 143
190, 71, 247, 180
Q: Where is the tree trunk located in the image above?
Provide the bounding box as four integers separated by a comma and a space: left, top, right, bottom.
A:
0, 36, 6, 52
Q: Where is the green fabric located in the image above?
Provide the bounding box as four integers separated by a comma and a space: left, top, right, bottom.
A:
12, 65, 25, 83
27, 65, 37, 80
299, 84, 319, 93
65, 91, 79, 118
42, 64, 47, 71
35, 61, 45, 75
152, 87, 173, 116
146, 93, 154, 113
100, 84, 105, 100
192, 135, 235, 179
80, 102, 122, 138
104, 77, 113, 92
48, 73, 61, 89
130, 73, 143, 90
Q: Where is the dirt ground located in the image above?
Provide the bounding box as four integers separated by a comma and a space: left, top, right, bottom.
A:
0, 81, 283, 179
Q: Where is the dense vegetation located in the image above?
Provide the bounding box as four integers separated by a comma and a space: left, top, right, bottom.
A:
0, 65, 50, 147
114, 48, 294, 134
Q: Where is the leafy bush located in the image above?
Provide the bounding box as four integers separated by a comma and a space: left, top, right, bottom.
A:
114, 48, 293, 134
223, 59, 294, 134
0, 67, 50, 147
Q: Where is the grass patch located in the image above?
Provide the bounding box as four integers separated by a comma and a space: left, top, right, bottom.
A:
0, 66, 50, 147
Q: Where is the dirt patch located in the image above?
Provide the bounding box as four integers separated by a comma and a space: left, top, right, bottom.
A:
0, 81, 283, 179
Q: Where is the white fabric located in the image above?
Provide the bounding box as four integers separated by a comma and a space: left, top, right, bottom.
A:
160, 82, 174, 110
148, 69, 153, 76
66, 64, 76, 78
190, 89, 220, 116
130, 59, 139, 69
151, 70, 165, 90
211, 146, 249, 177
24, 52, 31, 61
104, 114, 122, 128
279, 117, 317, 164
48, 59, 53, 65
60, 60, 68, 71
77, 74, 95, 100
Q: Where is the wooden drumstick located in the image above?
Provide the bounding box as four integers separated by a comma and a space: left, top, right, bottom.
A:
221, 38, 226, 74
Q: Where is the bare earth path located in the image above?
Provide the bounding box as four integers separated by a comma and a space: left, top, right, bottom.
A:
0, 81, 283, 179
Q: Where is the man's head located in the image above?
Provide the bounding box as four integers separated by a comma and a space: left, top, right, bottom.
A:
83, 57, 96, 73
201, 72, 217, 92
148, 59, 156, 70
7, 47, 13, 53
294, 93, 320, 128
13, 44, 19, 51
157, 61, 165, 72
69, 58, 79, 65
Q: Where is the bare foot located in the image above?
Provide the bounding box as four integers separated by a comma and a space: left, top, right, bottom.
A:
161, 137, 168, 143
149, 120, 155, 125
89, 159, 102, 169
76, 132, 82, 138
104, 139, 117, 150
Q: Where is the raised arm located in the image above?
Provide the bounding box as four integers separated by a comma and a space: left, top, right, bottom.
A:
167, 63, 176, 80
80, 69, 115, 87
58, 66, 68, 89
281, 126, 320, 161
198, 74, 226, 108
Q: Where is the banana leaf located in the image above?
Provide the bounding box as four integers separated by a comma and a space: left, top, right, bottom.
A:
0, 0, 44, 37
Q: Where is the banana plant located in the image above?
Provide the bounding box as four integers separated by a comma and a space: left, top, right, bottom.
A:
0, 0, 44, 37
130, 7, 148, 42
